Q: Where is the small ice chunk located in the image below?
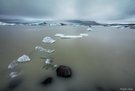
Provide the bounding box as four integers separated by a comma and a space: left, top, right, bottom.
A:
61, 35, 82, 39
55, 33, 89, 39
35, 46, 55, 53
45, 49, 55, 53
45, 59, 53, 65
43, 59, 53, 69
8, 60, 18, 69
42, 36, 56, 44
35, 46, 46, 52
55, 34, 64, 37
80, 33, 88, 37
87, 27, 93, 31
17, 54, 31, 63
53, 64, 58, 68
9, 72, 19, 78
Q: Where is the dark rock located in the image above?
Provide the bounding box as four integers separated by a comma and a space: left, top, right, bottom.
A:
41, 77, 53, 86
129, 25, 135, 29
60, 23, 66, 26
39, 22, 47, 26
56, 65, 72, 78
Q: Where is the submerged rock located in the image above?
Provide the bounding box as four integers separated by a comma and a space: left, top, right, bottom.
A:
41, 77, 53, 86
8, 77, 23, 90
60, 23, 67, 26
56, 65, 72, 78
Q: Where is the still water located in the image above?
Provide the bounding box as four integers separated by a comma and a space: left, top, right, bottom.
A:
0, 25, 135, 91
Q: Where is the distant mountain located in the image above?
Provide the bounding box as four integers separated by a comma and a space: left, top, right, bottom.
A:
66, 20, 100, 25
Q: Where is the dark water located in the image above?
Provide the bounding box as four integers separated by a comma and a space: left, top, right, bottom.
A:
0, 25, 135, 91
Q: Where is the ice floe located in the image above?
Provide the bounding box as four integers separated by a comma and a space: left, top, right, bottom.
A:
0, 21, 15, 26
45, 59, 53, 65
17, 54, 31, 63
42, 36, 56, 44
9, 72, 18, 78
9, 72, 22, 78
86, 27, 93, 31
60, 35, 82, 39
80, 33, 88, 37
8, 60, 18, 69
35, 46, 55, 53
55, 33, 88, 39
55, 34, 64, 37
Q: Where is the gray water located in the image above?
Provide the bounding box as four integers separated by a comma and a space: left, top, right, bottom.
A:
0, 25, 135, 91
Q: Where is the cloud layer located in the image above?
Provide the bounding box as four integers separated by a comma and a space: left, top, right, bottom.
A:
0, 0, 135, 21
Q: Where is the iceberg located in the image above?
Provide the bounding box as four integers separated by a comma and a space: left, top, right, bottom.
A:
55, 34, 64, 37
80, 33, 88, 37
60, 35, 82, 39
42, 59, 53, 69
17, 54, 31, 63
55, 33, 88, 39
0, 21, 15, 26
111, 25, 124, 29
87, 27, 93, 31
8, 60, 18, 69
53, 64, 58, 68
35, 46, 55, 53
45, 59, 53, 65
42, 36, 56, 44
49, 23, 61, 26
9, 72, 20, 78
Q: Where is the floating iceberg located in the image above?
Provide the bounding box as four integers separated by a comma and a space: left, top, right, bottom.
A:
42, 59, 53, 69
42, 36, 56, 44
53, 64, 58, 68
9, 72, 21, 78
55, 34, 64, 37
0, 21, 15, 26
55, 33, 88, 39
35, 46, 55, 53
49, 23, 61, 26
111, 25, 124, 29
17, 54, 31, 63
45, 59, 53, 65
8, 60, 18, 69
60, 35, 82, 39
80, 33, 88, 37
87, 27, 93, 31
43, 59, 58, 70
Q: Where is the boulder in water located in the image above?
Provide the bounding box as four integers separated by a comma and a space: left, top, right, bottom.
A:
56, 65, 72, 78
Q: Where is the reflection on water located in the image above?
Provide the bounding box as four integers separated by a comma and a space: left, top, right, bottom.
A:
0, 26, 135, 91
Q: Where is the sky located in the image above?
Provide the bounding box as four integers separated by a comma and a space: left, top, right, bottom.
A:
0, 0, 135, 23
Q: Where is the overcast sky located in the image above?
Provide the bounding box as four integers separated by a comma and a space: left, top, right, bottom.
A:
0, 0, 135, 22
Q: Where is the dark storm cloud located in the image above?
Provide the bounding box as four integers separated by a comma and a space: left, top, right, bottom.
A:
0, 0, 135, 21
